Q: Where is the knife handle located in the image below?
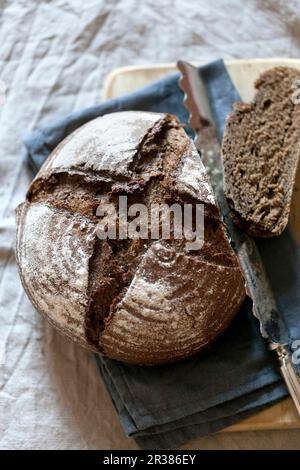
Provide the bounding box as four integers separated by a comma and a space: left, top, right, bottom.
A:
274, 345, 300, 416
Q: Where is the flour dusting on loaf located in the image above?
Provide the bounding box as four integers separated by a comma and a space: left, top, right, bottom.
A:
101, 241, 244, 364
16, 202, 97, 346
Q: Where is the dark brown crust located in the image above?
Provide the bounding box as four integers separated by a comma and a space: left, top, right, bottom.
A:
16, 111, 246, 365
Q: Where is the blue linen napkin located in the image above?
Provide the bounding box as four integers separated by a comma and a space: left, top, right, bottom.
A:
23, 59, 296, 450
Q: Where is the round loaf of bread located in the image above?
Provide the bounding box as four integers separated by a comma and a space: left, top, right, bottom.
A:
16, 111, 245, 365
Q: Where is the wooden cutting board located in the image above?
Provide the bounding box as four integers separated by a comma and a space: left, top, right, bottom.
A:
102, 58, 300, 433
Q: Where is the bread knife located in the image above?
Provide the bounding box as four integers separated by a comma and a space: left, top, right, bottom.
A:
177, 60, 300, 415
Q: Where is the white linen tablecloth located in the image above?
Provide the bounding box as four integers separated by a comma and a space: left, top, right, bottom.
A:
1, 0, 300, 449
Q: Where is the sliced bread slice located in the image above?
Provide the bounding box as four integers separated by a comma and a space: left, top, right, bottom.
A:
222, 66, 300, 237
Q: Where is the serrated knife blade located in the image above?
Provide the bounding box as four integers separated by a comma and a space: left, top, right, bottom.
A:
177, 60, 300, 415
